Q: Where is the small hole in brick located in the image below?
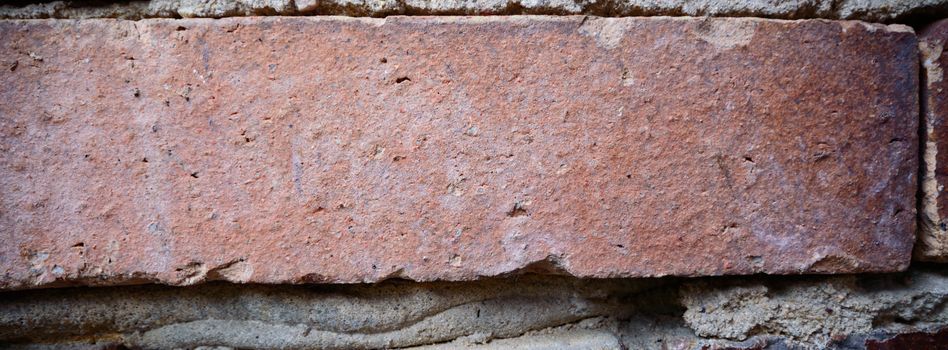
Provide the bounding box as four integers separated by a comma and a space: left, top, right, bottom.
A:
507, 202, 528, 217
176, 26, 187, 31
395, 76, 411, 84
190, 172, 199, 178
748, 255, 763, 265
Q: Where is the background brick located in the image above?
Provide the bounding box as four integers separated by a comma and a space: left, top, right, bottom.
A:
919, 19, 948, 262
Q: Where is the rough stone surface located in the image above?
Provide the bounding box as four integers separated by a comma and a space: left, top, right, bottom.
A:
0, 0, 947, 21
680, 268, 948, 345
0, 16, 918, 289
919, 19, 948, 262
1, 267, 946, 349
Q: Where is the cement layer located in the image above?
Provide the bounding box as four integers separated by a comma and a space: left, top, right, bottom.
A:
1, 267, 946, 349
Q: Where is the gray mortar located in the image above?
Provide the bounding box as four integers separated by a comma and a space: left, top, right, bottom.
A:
0, 0, 947, 21
0, 276, 650, 349
681, 269, 948, 346
1, 267, 946, 349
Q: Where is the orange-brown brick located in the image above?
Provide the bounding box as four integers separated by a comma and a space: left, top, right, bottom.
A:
0, 17, 918, 289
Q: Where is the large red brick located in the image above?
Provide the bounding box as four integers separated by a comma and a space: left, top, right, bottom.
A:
918, 19, 948, 262
0, 17, 918, 289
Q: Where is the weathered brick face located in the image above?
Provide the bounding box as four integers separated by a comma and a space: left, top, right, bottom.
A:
0, 17, 918, 289
919, 19, 948, 262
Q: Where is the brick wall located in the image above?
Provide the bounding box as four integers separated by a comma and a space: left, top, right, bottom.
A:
0, 1, 946, 349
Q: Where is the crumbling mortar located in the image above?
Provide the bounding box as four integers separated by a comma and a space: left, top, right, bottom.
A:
1, 268, 945, 349
3, 0, 948, 22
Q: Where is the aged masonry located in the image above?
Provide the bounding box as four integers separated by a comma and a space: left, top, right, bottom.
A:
2, 0, 948, 21
0, 2, 946, 349
0, 16, 919, 288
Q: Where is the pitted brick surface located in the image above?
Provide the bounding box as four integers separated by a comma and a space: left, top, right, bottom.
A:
0, 16, 918, 289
